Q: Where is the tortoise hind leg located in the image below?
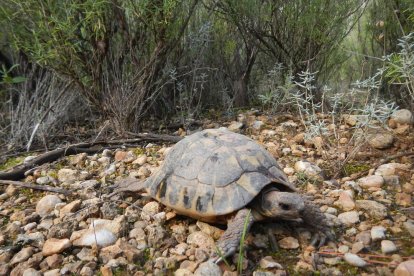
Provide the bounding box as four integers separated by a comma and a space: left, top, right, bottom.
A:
212, 208, 255, 263
107, 177, 146, 197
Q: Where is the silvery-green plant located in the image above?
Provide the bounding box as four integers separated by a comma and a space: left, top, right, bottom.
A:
384, 32, 414, 103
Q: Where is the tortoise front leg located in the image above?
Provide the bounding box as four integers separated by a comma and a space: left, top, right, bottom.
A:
213, 208, 255, 263
302, 200, 335, 247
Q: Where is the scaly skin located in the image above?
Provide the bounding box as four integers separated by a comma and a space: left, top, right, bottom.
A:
301, 200, 334, 247
212, 208, 255, 263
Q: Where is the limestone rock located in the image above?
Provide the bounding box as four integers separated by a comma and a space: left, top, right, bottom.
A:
36, 195, 62, 217
42, 238, 71, 256
391, 109, 414, 125
338, 211, 360, 226
368, 133, 394, 149
357, 175, 384, 189
356, 200, 388, 219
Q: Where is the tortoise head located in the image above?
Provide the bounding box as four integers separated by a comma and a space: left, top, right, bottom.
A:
259, 189, 305, 220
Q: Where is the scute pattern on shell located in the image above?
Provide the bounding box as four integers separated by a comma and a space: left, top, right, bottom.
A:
146, 128, 295, 219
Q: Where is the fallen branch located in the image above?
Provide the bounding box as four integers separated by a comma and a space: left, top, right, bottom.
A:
0, 133, 182, 180
0, 180, 72, 195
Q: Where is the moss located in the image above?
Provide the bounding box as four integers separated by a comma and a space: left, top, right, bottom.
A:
335, 262, 361, 275
133, 147, 145, 156
342, 162, 370, 176
113, 267, 128, 276
0, 156, 25, 171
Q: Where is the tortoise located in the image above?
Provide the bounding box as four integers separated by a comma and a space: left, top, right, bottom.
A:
110, 128, 332, 261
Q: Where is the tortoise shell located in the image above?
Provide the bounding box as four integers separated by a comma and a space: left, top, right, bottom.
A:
144, 128, 296, 220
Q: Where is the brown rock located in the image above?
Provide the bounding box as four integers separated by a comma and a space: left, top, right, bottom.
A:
394, 260, 414, 276
396, 193, 412, 207
42, 238, 71, 256
278, 237, 299, 249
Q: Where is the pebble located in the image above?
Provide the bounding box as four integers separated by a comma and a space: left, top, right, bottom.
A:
368, 132, 394, 149
194, 261, 222, 276
35, 194, 62, 217
371, 225, 386, 241
357, 175, 384, 189
391, 109, 414, 125
294, 160, 322, 177
343, 253, 367, 267
259, 256, 283, 269
10, 247, 34, 265
394, 260, 414, 276
22, 268, 42, 276
338, 211, 360, 226
141, 201, 160, 221
334, 191, 355, 211
381, 240, 397, 254
355, 200, 388, 219
187, 231, 215, 249
278, 237, 299, 249
42, 238, 72, 256
57, 168, 79, 183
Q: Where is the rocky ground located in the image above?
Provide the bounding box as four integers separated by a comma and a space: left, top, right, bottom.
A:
0, 109, 413, 276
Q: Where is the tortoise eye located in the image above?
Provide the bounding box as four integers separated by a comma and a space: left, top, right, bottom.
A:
279, 203, 290, 210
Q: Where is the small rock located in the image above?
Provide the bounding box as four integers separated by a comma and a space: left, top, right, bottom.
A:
196, 221, 223, 240
180, 260, 198, 272
381, 240, 397, 254
36, 176, 54, 185
42, 238, 71, 256
45, 254, 64, 268
259, 256, 283, 269
77, 248, 96, 262
57, 168, 79, 183
194, 261, 222, 276
59, 200, 81, 217
394, 260, 414, 276
278, 237, 299, 249
338, 245, 349, 253
252, 120, 264, 130
368, 132, 394, 149
133, 155, 147, 166
343, 253, 367, 267
187, 231, 215, 249
175, 268, 194, 276
403, 220, 414, 237
396, 193, 412, 207
391, 109, 414, 125
371, 226, 386, 241
137, 166, 151, 178
355, 200, 388, 219
375, 163, 408, 176
338, 211, 360, 226
43, 269, 60, 276
334, 191, 355, 211
22, 268, 42, 276
228, 121, 244, 132
100, 265, 113, 276
36, 195, 62, 217
10, 247, 34, 265
141, 201, 160, 221
294, 161, 322, 178
6, 184, 18, 196
358, 175, 384, 189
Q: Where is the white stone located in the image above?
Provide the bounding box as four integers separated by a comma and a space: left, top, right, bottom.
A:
371, 226, 386, 241
343, 253, 367, 267
357, 175, 384, 189
294, 161, 322, 177
381, 240, 397, 254
338, 211, 360, 226
57, 168, 79, 183
36, 195, 62, 217
391, 109, 414, 125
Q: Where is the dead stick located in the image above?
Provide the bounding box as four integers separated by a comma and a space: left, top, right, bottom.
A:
0, 180, 71, 195
318, 251, 413, 259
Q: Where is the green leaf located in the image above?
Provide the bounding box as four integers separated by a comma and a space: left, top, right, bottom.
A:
11, 76, 27, 84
